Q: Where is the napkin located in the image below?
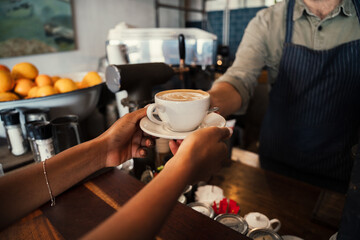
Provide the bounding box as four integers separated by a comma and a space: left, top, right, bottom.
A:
195, 185, 225, 205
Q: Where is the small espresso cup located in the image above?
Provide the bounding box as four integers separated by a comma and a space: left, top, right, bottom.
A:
147, 89, 210, 132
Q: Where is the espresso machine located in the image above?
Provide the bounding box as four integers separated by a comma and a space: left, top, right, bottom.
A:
105, 26, 217, 117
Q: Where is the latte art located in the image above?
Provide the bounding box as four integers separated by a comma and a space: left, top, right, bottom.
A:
158, 91, 207, 101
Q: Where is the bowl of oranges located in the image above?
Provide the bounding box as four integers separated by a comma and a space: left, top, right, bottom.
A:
0, 62, 104, 137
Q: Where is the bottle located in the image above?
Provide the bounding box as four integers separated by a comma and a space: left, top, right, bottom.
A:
0, 108, 16, 150
26, 121, 44, 162
33, 122, 55, 162
3, 110, 28, 156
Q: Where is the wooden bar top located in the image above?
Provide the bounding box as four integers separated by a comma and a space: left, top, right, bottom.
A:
209, 162, 344, 240
0, 166, 249, 240
0, 161, 343, 240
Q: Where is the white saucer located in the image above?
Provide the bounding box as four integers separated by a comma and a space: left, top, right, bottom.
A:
139, 112, 226, 139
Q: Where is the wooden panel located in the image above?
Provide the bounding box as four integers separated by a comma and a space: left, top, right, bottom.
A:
0, 210, 62, 240
41, 185, 115, 240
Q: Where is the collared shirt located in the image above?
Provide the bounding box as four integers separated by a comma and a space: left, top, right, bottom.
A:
216, 0, 360, 114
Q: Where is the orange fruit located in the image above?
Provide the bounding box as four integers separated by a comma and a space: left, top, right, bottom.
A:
77, 81, 88, 89
82, 71, 102, 87
54, 78, 78, 93
36, 85, 58, 97
0, 92, 19, 102
14, 78, 35, 97
0, 70, 15, 93
35, 74, 52, 87
11, 62, 38, 80
27, 86, 39, 98
51, 76, 61, 84
0, 64, 10, 72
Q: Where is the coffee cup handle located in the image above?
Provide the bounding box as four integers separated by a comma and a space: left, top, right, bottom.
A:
146, 104, 163, 125
269, 218, 281, 232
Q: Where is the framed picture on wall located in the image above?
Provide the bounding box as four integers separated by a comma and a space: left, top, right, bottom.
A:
0, 0, 76, 58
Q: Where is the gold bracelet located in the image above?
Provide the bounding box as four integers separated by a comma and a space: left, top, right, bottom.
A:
42, 160, 56, 207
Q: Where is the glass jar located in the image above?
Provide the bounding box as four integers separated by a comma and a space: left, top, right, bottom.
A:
3, 110, 28, 156
0, 108, 16, 150
26, 121, 45, 162
33, 122, 55, 162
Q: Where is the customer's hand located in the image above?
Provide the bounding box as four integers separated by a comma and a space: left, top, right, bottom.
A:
98, 108, 154, 167
167, 127, 232, 184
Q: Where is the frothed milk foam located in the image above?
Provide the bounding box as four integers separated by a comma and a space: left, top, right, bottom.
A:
147, 89, 210, 132
157, 90, 208, 102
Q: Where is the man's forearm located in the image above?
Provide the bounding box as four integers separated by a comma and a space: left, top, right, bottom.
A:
208, 82, 242, 117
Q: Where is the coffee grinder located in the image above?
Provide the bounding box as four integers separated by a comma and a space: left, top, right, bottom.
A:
105, 62, 175, 179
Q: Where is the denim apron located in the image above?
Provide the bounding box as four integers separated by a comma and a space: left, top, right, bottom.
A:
259, 0, 360, 192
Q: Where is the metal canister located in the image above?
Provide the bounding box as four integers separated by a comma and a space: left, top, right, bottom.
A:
247, 228, 283, 240
23, 108, 49, 123
187, 202, 215, 218
214, 214, 249, 235
183, 184, 193, 202
178, 194, 186, 204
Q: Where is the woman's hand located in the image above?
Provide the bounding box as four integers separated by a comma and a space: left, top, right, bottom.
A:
167, 126, 232, 184
98, 108, 154, 167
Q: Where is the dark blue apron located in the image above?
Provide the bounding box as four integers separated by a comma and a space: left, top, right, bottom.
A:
259, 0, 360, 192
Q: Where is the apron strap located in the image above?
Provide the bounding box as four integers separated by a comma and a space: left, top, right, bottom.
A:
353, 0, 360, 24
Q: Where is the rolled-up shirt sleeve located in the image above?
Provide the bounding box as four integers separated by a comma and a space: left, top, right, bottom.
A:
215, 8, 269, 114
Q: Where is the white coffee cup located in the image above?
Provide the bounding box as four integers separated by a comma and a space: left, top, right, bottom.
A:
146, 89, 210, 132
244, 212, 281, 232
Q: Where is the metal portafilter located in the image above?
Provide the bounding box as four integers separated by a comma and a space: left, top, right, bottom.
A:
106, 63, 175, 114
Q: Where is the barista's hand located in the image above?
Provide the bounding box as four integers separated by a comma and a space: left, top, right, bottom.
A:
167, 127, 232, 184
99, 108, 154, 167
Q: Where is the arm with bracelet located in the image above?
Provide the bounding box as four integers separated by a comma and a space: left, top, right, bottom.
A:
0, 108, 232, 240
0, 108, 152, 229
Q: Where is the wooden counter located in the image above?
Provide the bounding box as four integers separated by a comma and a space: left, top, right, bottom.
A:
0, 161, 343, 240
209, 162, 344, 239
0, 166, 249, 240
